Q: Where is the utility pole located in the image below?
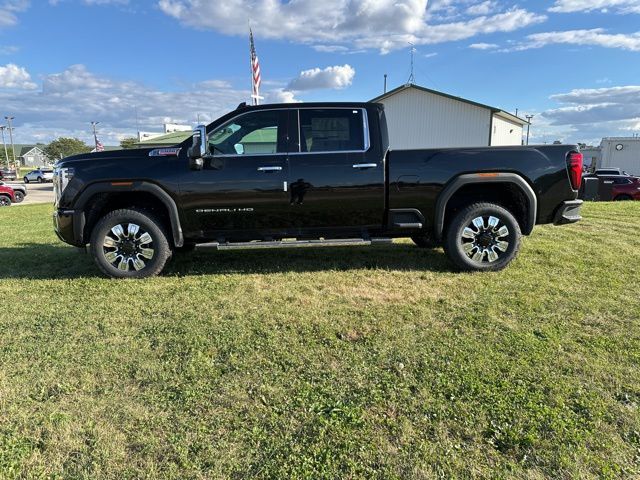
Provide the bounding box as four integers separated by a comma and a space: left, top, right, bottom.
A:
4, 116, 16, 171
0, 126, 10, 170
91, 121, 99, 150
384, 74, 387, 94
525, 115, 534, 145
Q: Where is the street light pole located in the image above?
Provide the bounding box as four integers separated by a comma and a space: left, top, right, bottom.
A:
0, 126, 9, 170
525, 115, 534, 145
4, 116, 16, 170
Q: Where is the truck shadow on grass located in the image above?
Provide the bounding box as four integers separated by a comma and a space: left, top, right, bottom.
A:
0, 242, 452, 280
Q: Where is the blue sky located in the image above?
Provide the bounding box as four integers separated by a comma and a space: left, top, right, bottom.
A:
1, 0, 639, 145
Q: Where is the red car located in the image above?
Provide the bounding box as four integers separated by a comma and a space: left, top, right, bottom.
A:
0, 183, 15, 206
611, 176, 640, 201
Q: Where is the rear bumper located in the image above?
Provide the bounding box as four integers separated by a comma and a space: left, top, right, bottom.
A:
53, 208, 85, 246
553, 200, 583, 225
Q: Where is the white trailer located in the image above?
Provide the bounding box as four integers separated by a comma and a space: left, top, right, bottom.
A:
599, 137, 640, 176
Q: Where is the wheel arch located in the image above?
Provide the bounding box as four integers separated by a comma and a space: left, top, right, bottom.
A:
75, 181, 184, 247
434, 173, 537, 241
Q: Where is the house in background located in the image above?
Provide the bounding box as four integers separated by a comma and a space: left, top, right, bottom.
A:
8, 144, 51, 167
370, 84, 529, 149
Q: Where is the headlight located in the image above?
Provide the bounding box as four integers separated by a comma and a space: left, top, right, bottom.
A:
53, 167, 74, 205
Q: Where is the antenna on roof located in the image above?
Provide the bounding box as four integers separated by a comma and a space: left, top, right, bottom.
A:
407, 43, 416, 86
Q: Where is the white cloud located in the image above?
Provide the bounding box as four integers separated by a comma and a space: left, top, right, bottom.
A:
287, 64, 355, 91
157, 0, 545, 53
549, 0, 640, 14
510, 28, 640, 52
0, 63, 37, 89
469, 42, 498, 49
545, 85, 640, 126
1, 65, 316, 144
466, 1, 497, 15
0, 0, 29, 28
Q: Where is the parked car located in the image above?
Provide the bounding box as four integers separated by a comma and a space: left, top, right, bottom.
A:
24, 168, 54, 183
0, 169, 17, 181
0, 181, 26, 203
608, 176, 640, 201
590, 168, 633, 177
53, 102, 584, 279
0, 183, 15, 206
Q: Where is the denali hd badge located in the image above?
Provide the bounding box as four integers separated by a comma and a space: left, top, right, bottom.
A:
196, 208, 255, 213
149, 148, 182, 157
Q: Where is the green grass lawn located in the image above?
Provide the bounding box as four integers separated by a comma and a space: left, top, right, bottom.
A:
0, 202, 639, 479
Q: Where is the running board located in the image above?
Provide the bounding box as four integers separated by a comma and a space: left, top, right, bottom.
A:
197, 238, 393, 250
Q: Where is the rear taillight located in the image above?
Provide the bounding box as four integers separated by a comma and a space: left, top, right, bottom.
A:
567, 152, 583, 191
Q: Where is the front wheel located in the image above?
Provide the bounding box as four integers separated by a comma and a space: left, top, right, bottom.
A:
89, 208, 172, 279
23, 177, 29, 184
444, 203, 522, 272
0, 195, 11, 207
14, 191, 24, 203
37, 177, 43, 183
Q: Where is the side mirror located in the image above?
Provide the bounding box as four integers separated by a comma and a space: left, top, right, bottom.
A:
188, 125, 207, 170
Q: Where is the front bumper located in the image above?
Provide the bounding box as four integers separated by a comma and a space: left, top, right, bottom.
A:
53, 209, 85, 246
553, 200, 583, 225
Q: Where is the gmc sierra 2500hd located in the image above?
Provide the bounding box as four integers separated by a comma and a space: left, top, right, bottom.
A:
53, 102, 583, 279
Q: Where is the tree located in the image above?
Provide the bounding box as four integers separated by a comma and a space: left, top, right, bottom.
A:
44, 138, 91, 161
120, 137, 138, 149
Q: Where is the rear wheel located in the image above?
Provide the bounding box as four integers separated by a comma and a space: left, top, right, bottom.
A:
89, 208, 171, 279
444, 202, 522, 272
14, 191, 24, 203
0, 195, 11, 207
614, 194, 632, 201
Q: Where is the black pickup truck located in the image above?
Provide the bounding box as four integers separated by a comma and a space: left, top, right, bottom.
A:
53, 102, 583, 279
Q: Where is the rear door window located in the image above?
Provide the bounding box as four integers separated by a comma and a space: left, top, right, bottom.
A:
298, 109, 365, 153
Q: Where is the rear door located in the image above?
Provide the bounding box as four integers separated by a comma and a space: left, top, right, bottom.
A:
287, 107, 384, 230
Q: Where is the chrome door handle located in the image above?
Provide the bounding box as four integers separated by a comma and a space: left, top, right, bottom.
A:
257, 166, 283, 172
353, 163, 377, 169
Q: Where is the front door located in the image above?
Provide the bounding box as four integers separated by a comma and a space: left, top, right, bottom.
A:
179, 109, 290, 239
287, 108, 385, 230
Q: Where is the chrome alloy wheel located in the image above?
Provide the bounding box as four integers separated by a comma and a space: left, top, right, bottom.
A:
102, 223, 154, 272
461, 216, 510, 263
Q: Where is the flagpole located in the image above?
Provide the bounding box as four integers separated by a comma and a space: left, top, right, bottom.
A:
91, 121, 99, 150
249, 27, 254, 105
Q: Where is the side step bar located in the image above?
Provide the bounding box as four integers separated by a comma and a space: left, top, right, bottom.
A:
197, 238, 393, 250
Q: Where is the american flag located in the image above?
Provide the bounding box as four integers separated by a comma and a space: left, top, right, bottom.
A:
250, 28, 262, 105
96, 139, 104, 152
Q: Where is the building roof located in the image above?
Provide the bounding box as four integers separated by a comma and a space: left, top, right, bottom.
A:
5, 144, 47, 156
135, 127, 277, 147
135, 131, 192, 147
370, 84, 529, 126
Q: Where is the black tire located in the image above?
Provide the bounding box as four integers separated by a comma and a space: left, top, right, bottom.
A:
89, 208, 172, 279
14, 191, 24, 203
411, 235, 439, 249
37, 177, 43, 183
614, 194, 632, 201
0, 195, 11, 207
23, 177, 29, 184
444, 202, 522, 272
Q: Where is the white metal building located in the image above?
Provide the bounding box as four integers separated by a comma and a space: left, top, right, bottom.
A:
598, 137, 640, 176
370, 84, 528, 149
